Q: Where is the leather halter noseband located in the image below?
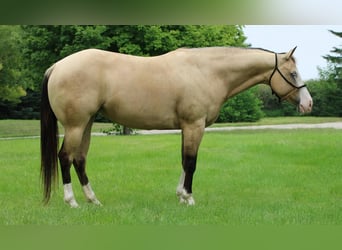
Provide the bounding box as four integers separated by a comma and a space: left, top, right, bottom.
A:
268, 53, 307, 102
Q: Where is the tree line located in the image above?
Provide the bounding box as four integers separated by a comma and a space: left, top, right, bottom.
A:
0, 26, 341, 122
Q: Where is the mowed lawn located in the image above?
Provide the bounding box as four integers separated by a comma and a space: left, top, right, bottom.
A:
0, 129, 341, 225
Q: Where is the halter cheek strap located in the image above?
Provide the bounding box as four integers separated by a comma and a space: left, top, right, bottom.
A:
268, 53, 307, 102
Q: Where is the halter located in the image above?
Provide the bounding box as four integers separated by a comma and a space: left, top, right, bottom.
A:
268, 53, 307, 102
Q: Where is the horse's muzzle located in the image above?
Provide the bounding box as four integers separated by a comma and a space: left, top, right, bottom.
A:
299, 99, 313, 114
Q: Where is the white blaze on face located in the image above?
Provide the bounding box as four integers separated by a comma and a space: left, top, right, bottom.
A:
293, 71, 312, 114
298, 87, 313, 113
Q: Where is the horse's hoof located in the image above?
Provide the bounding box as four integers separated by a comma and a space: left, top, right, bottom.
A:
65, 198, 79, 208
180, 196, 195, 206
88, 198, 103, 206
178, 189, 195, 206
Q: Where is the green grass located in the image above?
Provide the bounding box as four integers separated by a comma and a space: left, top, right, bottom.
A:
0, 129, 341, 225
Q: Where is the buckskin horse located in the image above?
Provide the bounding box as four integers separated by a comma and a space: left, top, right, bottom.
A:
40, 47, 313, 207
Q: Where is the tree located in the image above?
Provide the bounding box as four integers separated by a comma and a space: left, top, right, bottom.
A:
217, 86, 264, 122
104, 25, 246, 56
317, 29, 342, 116
305, 77, 338, 116
21, 25, 113, 88
0, 26, 26, 103
323, 30, 342, 82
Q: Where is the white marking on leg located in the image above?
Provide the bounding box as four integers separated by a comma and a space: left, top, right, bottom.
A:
63, 183, 79, 208
82, 183, 102, 206
176, 171, 185, 196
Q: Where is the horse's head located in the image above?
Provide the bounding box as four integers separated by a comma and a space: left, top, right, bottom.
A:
268, 47, 313, 114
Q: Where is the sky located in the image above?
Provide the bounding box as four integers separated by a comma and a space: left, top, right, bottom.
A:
243, 25, 341, 81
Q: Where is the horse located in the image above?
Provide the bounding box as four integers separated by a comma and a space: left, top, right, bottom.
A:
40, 46, 313, 207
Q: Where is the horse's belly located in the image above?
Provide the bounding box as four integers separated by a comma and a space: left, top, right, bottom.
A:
102, 105, 180, 130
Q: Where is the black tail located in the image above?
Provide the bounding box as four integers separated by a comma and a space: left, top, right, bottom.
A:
40, 66, 59, 204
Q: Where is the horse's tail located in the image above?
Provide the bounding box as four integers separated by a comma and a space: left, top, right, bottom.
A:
40, 65, 59, 204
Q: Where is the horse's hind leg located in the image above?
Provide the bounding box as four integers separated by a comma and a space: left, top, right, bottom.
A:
73, 157, 101, 206
59, 138, 79, 208
59, 118, 100, 207
73, 117, 101, 206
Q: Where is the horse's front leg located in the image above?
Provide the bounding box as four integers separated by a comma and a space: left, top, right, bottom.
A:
177, 121, 205, 205
177, 154, 198, 205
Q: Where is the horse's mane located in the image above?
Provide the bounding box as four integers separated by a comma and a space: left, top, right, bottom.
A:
178, 46, 277, 54
174, 46, 295, 62
241, 47, 296, 62
246, 47, 276, 54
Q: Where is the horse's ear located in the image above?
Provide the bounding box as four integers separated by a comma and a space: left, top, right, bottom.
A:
286, 46, 297, 60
